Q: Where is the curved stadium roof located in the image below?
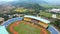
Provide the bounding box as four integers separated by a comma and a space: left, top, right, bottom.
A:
24, 15, 50, 23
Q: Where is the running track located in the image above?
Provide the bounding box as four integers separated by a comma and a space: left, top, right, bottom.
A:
2, 17, 59, 34
2, 17, 23, 27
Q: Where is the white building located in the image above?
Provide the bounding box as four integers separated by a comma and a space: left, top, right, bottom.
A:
52, 14, 57, 18
49, 8, 60, 13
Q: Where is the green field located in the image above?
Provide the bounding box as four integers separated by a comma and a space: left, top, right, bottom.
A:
39, 11, 60, 18
7, 21, 51, 34
40, 4, 60, 9
39, 11, 52, 17
14, 22, 41, 34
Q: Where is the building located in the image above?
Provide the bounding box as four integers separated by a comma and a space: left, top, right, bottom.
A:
24, 15, 50, 29
13, 14, 24, 17
52, 14, 57, 18
49, 8, 60, 13
0, 17, 4, 24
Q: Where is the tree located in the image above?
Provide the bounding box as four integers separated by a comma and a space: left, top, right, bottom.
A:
52, 19, 60, 29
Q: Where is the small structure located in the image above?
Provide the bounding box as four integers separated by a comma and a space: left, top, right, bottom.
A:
13, 14, 24, 17
52, 14, 57, 18
0, 17, 4, 24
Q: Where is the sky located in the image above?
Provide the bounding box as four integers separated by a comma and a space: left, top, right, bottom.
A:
0, 0, 60, 4
0, 0, 60, 2
44, 0, 60, 3
0, 0, 16, 2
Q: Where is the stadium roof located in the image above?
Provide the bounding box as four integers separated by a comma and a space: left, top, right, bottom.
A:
0, 26, 9, 34
24, 15, 50, 23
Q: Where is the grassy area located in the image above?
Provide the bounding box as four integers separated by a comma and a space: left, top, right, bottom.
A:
39, 11, 52, 17
40, 4, 60, 9
39, 11, 60, 19
14, 22, 41, 34
57, 14, 60, 18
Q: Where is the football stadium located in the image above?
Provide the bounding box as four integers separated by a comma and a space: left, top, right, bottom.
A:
0, 15, 59, 34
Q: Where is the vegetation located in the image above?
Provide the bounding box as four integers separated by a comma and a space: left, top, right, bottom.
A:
14, 8, 28, 13
57, 14, 60, 18
14, 22, 41, 34
41, 4, 60, 9
0, 2, 60, 31
51, 19, 60, 29
39, 11, 52, 18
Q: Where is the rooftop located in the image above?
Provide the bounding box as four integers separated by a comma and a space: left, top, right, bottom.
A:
24, 15, 50, 23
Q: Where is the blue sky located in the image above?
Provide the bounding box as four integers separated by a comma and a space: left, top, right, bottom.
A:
0, 0, 59, 1
0, 0, 16, 2
44, 0, 60, 3
0, 0, 60, 4
44, 0, 60, 1
0, 0, 60, 1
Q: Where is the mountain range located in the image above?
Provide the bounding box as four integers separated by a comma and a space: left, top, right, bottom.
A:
0, 0, 60, 6
0, 0, 48, 5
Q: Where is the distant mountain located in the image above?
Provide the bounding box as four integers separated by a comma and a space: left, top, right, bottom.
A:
44, 0, 60, 5
9, 0, 48, 5
0, 3, 15, 13
6, 0, 48, 8
0, 0, 46, 13
9, 2, 44, 9
0, 0, 60, 6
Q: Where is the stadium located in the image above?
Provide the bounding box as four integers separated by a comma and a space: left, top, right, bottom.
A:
0, 15, 59, 34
